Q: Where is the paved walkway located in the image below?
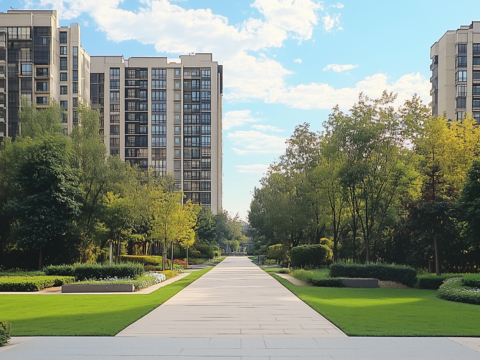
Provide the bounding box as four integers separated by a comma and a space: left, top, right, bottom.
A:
117, 256, 345, 337
2, 257, 480, 359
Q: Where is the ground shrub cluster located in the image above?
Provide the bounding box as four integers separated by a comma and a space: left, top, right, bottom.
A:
0, 321, 11, 347
0, 276, 75, 291
416, 274, 460, 289
330, 263, 417, 287
118, 256, 162, 266
75, 272, 167, 290
438, 277, 480, 305
291, 245, 331, 268
290, 269, 343, 287
44, 263, 144, 280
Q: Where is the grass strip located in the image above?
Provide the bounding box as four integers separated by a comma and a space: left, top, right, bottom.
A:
0, 267, 211, 336
264, 268, 480, 336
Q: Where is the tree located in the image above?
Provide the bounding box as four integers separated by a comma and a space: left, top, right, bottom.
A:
196, 207, 216, 243
175, 200, 201, 268
18, 99, 64, 139
459, 159, 480, 247
5, 135, 81, 269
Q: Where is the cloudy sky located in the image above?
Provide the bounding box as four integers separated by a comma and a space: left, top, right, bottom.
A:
15, 0, 480, 219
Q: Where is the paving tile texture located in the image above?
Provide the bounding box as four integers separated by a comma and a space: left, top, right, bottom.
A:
117, 256, 345, 338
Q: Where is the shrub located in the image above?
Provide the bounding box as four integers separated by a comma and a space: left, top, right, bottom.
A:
0, 276, 75, 292
462, 275, 480, 288
291, 245, 331, 268
0, 321, 11, 347
310, 278, 344, 287
75, 272, 167, 290
329, 263, 417, 287
290, 269, 343, 287
44, 263, 144, 281
416, 275, 459, 289
195, 244, 214, 259
0, 271, 45, 277
277, 269, 291, 274
119, 255, 162, 266
438, 278, 480, 305
160, 270, 176, 279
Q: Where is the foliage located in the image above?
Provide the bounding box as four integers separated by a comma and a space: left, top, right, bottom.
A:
462, 275, 480, 288
160, 270, 176, 279
75, 272, 166, 290
0, 321, 11, 347
329, 263, 417, 287
0, 271, 45, 277
289, 268, 343, 287
0, 276, 75, 291
291, 245, 332, 268
119, 255, 162, 266
43, 263, 144, 280
459, 159, 480, 246
438, 277, 480, 306
194, 244, 215, 259
416, 275, 460, 290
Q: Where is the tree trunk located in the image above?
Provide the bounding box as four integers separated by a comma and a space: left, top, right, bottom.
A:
170, 242, 174, 271
38, 248, 42, 270
186, 245, 189, 269
434, 234, 441, 276
162, 239, 167, 271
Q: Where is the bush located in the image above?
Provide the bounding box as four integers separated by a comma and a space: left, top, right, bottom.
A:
462, 275, 480, 288
438, 278, 480, 305
0, 271, 45, 277
44, 263, 144, 281
195, 244, 215, 259
0, 276, 75, 291
0, 321, 11, 347
290, 269, 343, 287
276, 269, 291, 274
119, 255, 162, 266
291, 245, 332, 268
416, 275, 459, 289
310, 278, 344, 287
160, 270, 176, 279
329, 263, 417, 287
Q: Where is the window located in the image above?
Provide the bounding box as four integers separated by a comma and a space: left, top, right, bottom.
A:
474, 44, 480, 55
60, 72, 67, 81
201, 69, 211, 77
201, 159, 211, 169
200, 182, 211, 191
192, 92, 200, 102
60, 46, 67, 55
139, 90, 147, 101
473, 99, 480, 108
126, 136, 135, 147
127, 124, 135, 134
73, 57, 78, 69
60, 101, 67, 110
8, 27, 31, 39
152, 103, 166, 112
73, 70, 78, 81
36, 68, 48, 77
21, 63, 32, 75
152, 90, 166, 101
36, 96, 48, 105
152, 125, 166, 135
174, 126, 181, 134
201, 125, 211, 135
36, 81, 48, 91
110, 104, 120, 112
474, 57, 480, 66
140, 126, 148, 134
201, 103, 211, 110
139, 102, 148, 111
174, 69, 181, 76
110, 91, 120, 101
457, 97, 466, 108
110, 80, 120, 89
152, 68, 166, 78
201, 91, 211, 101
110, 68, 120, 80
457, 56, 467, 68
175, 137, 181, 146
139, 69, 148, 79
474, 71, 480, 80
73, 98, 78, 108
175, 81, 181, 89
127, 89, 136, 98
60, 31, 67, 44
457, 43, 467, 54
200, 193, 211, 205
201, 80, 211, 89
139, 80, 148, 88
72, 82, 78, 94
152, 114, 166, 123
201, 113, 211, 124
474, 86, 480, 95
111, 114, 120, 123
110, 125, 120, 135
152, 137, 166, 147
60, 86, 68, 94
201, 171, 211, 180
457, 85, 467, 97
192, 80, 200, 89
110, 138, 120, 147
73, 46, 78, 56
474, 113, 480, 123
60, 57, 67, 70
201, 136, 211, 147
152, 80, 166, 89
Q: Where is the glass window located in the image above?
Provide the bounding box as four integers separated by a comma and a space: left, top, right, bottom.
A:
36, 81, 48, 91
60, 100, 67, 110
110, 115, 120, 123
21, 63, 32, 75
110, 91, 120, 101
474, 113, 480, 123
110, 68, 120, 80
73, 57, 78, 69
110, 80, 120, 89
201, 91, 211, 101
36, 96, 48, 105
36, 68, 48, 77
457, 97, 466, 108
73, 46, 78, 56
474, 57, 480, 66
457, 85, 467, 96
60, 85, 67, 94
72, 82, 78, 94
152, 69, 166, 78
457, 56, 467, 68
473, 99, 480, 108
201, 80, 211, 89
60, 31, 67, 44
110, 125, 120, 135
474, 44, 480, 55
457, 43, 467, 54
60, 46, 67, 55
73, 70, 78, 81
60, 72, 67, 81
73, 98, 78, 107
201, 69, 211, 77
473, 86, 480, 95
60, 57, 67, 70
174, 69, 181, 76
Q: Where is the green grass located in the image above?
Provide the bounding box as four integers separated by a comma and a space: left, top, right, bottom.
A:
0, 267, 211, 336
264, 268, 480, 336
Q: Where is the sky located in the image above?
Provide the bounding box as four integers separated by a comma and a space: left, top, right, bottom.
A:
10, 0, 480, 220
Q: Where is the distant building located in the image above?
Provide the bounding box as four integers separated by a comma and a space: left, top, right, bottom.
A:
431, 21, 480, 123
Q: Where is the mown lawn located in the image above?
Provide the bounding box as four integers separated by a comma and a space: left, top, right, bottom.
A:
266, 268, 480, 336
0, 268, 211, 336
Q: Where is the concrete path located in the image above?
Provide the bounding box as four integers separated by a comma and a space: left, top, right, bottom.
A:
117, 256, 345, 338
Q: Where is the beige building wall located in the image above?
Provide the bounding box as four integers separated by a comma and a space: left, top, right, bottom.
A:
431, 21, 480, 122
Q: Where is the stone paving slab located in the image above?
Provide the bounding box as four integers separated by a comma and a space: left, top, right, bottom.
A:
1, 336, 480, 359
117, 257, 345, 338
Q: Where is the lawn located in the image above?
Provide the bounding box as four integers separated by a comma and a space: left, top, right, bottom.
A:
0, 268, 211, 336
266, 268, 480, 336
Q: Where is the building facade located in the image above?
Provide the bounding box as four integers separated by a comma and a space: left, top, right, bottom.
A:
0, 10, 223, 213
0, 10, 90, 140
90, 54, 223, 213
431, 21, 480, 122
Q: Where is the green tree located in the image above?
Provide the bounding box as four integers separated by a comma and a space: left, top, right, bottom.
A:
459, 159, 480, 247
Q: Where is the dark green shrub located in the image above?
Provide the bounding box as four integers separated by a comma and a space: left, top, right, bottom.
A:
416, 275, 459, 289
0, 276, 75, 291
438, 278, 480, 305
291, 245, 331, 268
0, 271, 45, 277
329, 263, 417, 287
462, 275, 480, 288
310, 278, 344, 287
119, 255, 162, 266
0, 321, 11, 347
195, 244, 214, 259
44, 263, 144, 280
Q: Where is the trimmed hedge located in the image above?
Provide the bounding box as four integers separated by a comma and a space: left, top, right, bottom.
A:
0, 321, 11, 347
438, 278, 480, 305
0, 276, 75, 292
44, 263, 144, 281
310, 278, 344, 287
0, 271, 45, 277
290, 269, 344, 288
416, 275, 458, 290
119, 255, 162, 266
291, 245, 331, 268
329, 263, 417, 287
462, 275, 480, 288
161, 270, 176, 279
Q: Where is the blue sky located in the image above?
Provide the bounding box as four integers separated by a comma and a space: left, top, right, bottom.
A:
12, 0, 480, 219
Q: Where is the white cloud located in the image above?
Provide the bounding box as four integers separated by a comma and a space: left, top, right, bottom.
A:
223, 110, 261, 130
252, 124, 285, 132
323, 63, 359, 72
294, 58, 302, 63
330, 3, 344, 8
322, 12, 341, 32
227, 130, 287, 155
235, 164, 270, 174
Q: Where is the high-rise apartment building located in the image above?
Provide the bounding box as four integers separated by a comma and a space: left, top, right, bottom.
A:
0, 9, 223, 213
431, 21, 480, 122
90, 55, 223, 213
0, 10, 90, 141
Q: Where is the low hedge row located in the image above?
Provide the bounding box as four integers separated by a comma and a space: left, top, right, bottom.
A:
0, 276, 75, 292
310, 278, 344, 287
290, 269, 344, 288
0, 321, 11, 347
0, 271, 45, 277
44, 263, 144, 281
416, 275, 458, 289
329, 263, 417, 287
438, 278, 480, 305
462, 275, 480, 288
118, 255, 162, 266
